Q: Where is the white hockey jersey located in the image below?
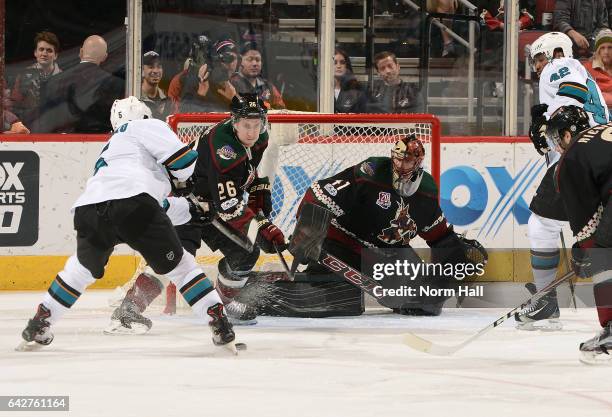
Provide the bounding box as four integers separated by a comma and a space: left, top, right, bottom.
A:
539, 57, 609, 163
73, 119, 197, 209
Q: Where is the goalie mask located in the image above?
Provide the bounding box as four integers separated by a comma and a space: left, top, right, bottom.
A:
528, 32, 573, 72
546, 105, 590, 151
230, 93, 268, 134
391, 135, 425, 197
110, 96, 152, 130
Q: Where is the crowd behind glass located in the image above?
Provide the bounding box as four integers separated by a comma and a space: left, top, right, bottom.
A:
4, 0, 612, 135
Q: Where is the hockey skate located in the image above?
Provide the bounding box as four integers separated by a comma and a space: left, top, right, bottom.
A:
224, 299, 258, 325
207, 303, 245, 354
104, 298, 152, 335
515, 286, 562, 331
16, 304, 54, 352
579, 323, 612, 365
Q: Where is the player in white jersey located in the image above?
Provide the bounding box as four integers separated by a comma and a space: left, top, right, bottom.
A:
16, 96, 241, 353
516, 32, 609, 330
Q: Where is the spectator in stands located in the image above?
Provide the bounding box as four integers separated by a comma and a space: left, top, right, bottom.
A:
584, 29, 612, 109
140, 51, 172, 120
368, 51, 420, 113
3, 80, 30, 134
39, 35, 124, 133
334, 48, 366, 114
214, 39, 240, 75
230, 42, 285, 109
553, 0, 609, 57
168, 37, 237, 113
428, 0, 459, 57
11, 31, 62, 131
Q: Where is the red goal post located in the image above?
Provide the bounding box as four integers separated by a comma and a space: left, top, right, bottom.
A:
167, 111, 441, 236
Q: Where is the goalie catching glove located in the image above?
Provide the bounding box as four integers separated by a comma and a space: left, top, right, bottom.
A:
529, 103, 551, 156
255, 214, 287, 253
430, 231, 488, 270
248, 177, 272, 216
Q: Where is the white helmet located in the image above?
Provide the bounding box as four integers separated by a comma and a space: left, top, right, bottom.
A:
110, 96, 152, 130
529, 32, 573, 70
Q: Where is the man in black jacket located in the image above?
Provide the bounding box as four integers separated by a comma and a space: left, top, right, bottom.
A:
368, 51, 420, 114
39, 35, 124, 133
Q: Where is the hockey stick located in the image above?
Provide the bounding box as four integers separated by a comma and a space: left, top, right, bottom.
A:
274, 243, 295, 281
185, 193, 255, 252
403, 269, 576, 356
559, 230, 577, 310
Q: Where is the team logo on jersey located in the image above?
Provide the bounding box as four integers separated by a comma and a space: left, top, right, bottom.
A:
221, 197, 239, 210
360, 161, 375, 176
377, 200, 417, 245
242, 165, 256, 190
217, 145, 237, 160
376, 191, 391, 209
324, 183, 338, 196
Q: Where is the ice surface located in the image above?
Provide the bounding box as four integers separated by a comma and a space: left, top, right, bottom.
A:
1, 291, 611, 417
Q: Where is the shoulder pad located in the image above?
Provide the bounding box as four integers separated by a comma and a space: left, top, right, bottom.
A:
417, 171, 438, 197
355, 157, 393, 185
210, 121, 247, 172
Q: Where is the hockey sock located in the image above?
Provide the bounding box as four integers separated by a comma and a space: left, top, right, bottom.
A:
593, 275, 612, 328
125, 273, 163, 312
164, 250, 223, 321
530, 249, 560, 291
41, 255, 96, 324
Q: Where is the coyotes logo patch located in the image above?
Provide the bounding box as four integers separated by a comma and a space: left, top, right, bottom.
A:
377, 200, 417, 245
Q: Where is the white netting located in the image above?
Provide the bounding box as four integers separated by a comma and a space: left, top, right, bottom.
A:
169, 111, 440, 237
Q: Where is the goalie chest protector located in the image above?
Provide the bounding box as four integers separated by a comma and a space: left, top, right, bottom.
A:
310, 157, 448, 247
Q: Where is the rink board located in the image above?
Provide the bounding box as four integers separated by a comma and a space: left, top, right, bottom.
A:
0, 136, 573, 289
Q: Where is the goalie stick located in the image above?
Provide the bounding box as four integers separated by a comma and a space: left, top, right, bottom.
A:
403, 269, 576, 356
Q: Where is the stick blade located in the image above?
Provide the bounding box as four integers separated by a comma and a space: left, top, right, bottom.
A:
403, 333, 457, 356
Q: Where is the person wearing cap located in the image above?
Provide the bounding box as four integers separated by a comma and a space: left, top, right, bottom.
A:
214, 39, 239, 75
140, 51, 172, 121
230, 42, 286, 110
168, 38, 237, 113
584, 29, 612, 110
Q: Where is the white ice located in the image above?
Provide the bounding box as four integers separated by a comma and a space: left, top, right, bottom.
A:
1, 291, 611, 417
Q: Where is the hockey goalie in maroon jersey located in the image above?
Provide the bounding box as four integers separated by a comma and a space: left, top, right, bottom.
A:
294, 135, 487, 316
544, 105, 612, 365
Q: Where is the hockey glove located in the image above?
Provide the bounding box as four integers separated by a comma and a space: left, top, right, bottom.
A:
171, 176, 195, 197
248, 177, 272, 217
255, 215, 287, 254
571, 242, 592, 278
529, 104, 550, 156
186, 195, 215, 227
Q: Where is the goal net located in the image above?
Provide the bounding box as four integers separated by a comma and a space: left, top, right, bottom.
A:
110, 112, 441, 312
168, 111, 440, 237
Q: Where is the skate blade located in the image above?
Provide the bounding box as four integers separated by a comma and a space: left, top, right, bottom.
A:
217, 341, 247, 355
103, 320, 150, 335
516, 319, 563, 332
15, 340, 46, 352
579, 351, 612, 366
